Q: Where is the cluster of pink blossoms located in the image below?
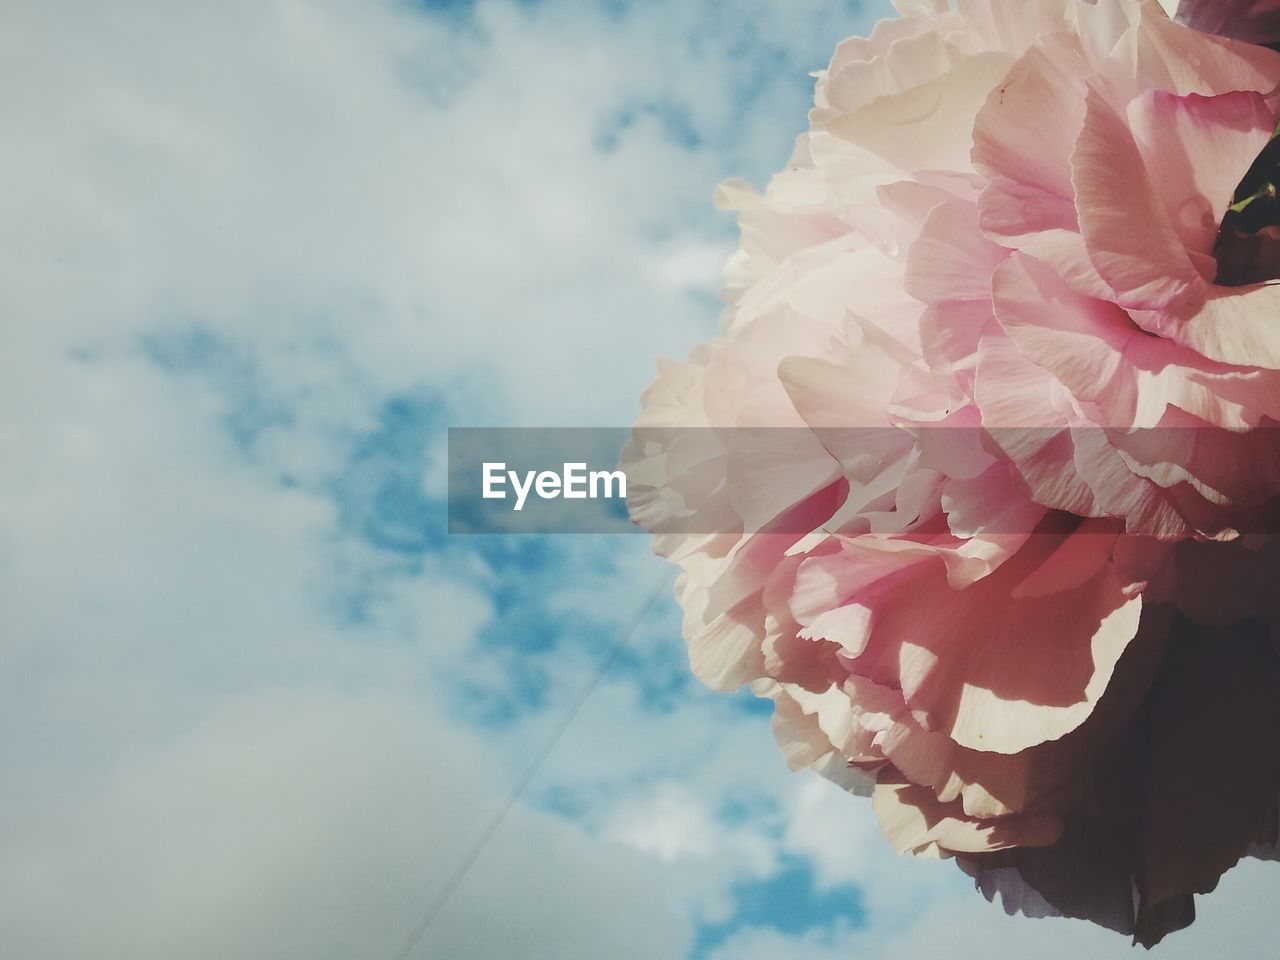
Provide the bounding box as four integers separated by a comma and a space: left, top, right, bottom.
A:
627, 0, 1280, 945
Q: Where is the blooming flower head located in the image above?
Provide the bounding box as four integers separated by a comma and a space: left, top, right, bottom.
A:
627, 0, 1280, 944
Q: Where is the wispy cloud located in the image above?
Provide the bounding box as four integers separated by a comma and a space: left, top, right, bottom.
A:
5, 0, 1280, 957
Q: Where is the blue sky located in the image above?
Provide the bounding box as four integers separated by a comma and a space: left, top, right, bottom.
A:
4, 0, 1280, 957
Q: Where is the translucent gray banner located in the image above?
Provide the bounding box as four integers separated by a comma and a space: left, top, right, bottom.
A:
447, 427, 1280, 535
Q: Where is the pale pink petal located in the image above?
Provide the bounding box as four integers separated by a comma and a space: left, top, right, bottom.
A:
904, 198, 1009, 303
1163, 284, 1280, 369
820, 53, 1017, 173
873, 779, 1063, 856
972, 36, 1089, 231
1126, 88, 1275, 258
1072, 85, 1202, 310
992, 253, 1280, 430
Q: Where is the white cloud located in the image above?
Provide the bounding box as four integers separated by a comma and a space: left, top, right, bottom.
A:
0, 691, 692, 960
2, 0, 877, 427
7, 0, 1280, 957
0, 0, 889, 955
782, 776, 968, 927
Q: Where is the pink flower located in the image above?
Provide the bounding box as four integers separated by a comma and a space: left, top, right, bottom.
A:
627, 0, 1280, 945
